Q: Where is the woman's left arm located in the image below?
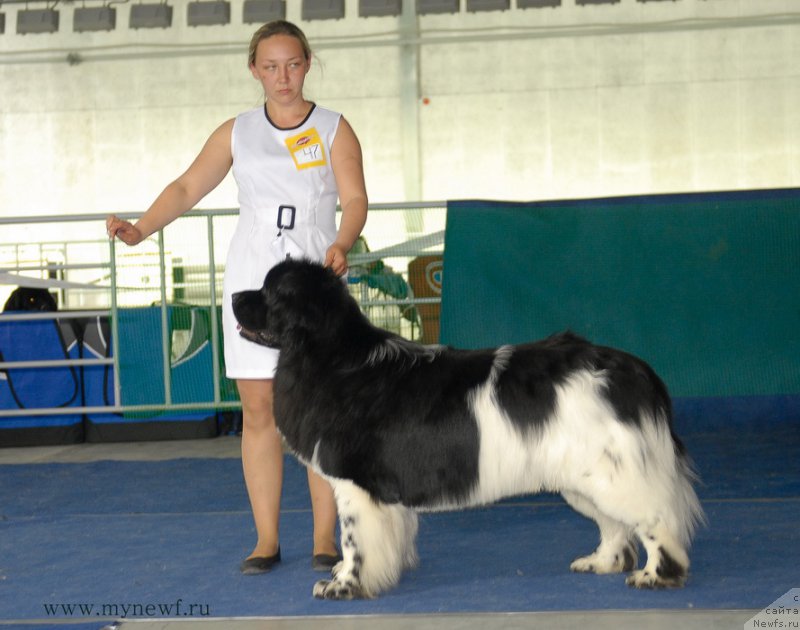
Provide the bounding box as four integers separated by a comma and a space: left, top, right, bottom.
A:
327, 117, 368, 274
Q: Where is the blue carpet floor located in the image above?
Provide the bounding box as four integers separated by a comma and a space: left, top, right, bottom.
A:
0, 422, 798, 623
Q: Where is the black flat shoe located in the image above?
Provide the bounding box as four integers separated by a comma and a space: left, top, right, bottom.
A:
240, 548, 281, 575
312, 552, 342, 572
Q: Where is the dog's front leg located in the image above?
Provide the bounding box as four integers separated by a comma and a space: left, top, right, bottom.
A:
313, 480, 417, 600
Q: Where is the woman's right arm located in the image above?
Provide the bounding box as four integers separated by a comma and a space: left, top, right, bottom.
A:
107, 118, 235, 246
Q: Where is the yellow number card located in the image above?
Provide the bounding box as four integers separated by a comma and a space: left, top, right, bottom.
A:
285, 128, 327, 170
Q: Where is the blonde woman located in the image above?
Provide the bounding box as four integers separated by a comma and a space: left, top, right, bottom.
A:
107, 20, 368, 574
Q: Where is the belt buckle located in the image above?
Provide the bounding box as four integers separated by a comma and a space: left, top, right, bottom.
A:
277, 205, 296, 232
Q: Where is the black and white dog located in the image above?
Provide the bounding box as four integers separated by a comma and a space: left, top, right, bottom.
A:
232, 259, 704, 600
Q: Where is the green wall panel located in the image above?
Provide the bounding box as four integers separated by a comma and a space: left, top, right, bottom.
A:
440, 190, 800, 398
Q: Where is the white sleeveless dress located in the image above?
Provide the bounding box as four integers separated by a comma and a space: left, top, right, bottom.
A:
222, 104, 342, 379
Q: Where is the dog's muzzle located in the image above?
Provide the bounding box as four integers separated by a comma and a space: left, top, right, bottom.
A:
237, 324, 280, 349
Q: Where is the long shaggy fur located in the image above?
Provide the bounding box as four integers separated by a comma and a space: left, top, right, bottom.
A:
233, 259, 705, 599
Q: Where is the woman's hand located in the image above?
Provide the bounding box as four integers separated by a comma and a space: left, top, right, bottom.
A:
324, 243, 349, 276
106, 215, 144, 246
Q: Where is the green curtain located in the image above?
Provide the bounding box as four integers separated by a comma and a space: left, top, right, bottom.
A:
440, 190, 800, 398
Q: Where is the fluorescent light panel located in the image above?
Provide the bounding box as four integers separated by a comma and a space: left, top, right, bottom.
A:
187, 1, 230, 26
130, 3, 173, 29
517, 0, 560, 7
467, 0, 509, 10
302, 0, 345, 20
359, 0, 402, 17
243, 0, 286, 23
417, 0, 460, 14
74, 7, 116, 32
17, 8, 59, 34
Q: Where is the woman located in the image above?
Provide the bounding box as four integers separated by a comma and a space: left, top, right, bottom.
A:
106, 20, 368, 574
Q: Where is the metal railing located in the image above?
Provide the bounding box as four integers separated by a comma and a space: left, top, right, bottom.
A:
0, 203, 446, 420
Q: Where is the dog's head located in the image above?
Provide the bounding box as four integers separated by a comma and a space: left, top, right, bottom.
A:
232, 258, 357, 351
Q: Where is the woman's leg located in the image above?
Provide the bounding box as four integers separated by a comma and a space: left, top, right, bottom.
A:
238, 378, 282, 559
239, 378, 338, 559
307, 467, 339, 557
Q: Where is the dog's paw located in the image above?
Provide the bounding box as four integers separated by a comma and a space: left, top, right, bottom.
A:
313, 578, 366, 600
625, 569, 685, 589
571, 546, 637, 575
570, 554, 601, 574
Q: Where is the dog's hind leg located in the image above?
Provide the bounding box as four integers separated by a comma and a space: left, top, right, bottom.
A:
626, 520, 689, 589
564, 424, 699, 588
567, 482, 693, 588
313, 479, 418, 600
563, 491, 638, 575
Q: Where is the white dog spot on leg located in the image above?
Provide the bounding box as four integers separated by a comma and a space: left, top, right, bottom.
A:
312, 480, 418, 600
626, 521, 689, 588
563, 490, 638, 575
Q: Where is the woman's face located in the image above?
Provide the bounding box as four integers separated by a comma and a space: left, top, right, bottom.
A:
249, 34, 311, 106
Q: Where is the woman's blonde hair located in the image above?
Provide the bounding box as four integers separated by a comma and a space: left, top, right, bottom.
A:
248, 20, 312, 67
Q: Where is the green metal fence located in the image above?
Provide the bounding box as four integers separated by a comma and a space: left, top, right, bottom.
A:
0, 203, 445, 421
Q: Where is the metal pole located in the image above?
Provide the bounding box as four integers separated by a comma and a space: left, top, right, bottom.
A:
109, 238, 122, 409
400, 0, 422, 205
207, 214, 221, 405
157, 230, 172, 406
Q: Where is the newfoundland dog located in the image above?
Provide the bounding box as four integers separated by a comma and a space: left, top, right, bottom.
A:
232, 259, 704, 600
